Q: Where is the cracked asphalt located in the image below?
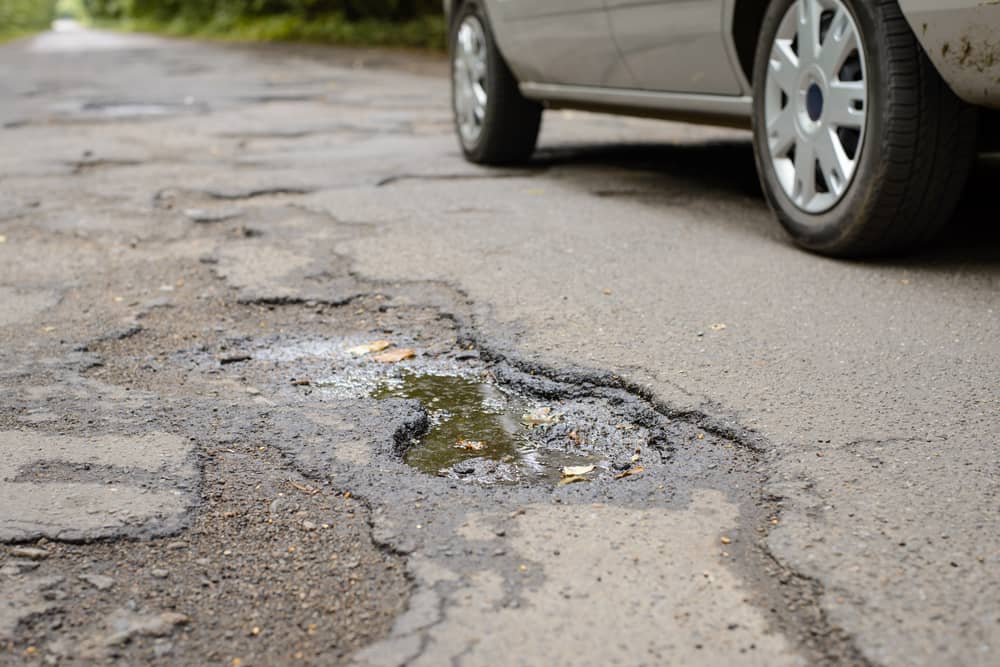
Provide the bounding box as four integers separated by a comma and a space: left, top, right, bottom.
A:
1, 24, 998, 667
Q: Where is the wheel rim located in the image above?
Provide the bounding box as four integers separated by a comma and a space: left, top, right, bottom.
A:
453, 16, 489, 148
764, 0, 868, 214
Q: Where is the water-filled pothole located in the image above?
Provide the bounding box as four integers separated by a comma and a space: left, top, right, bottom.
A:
373, 371, 609, 484
373, 372, 527, 474
148, 330, 676, 486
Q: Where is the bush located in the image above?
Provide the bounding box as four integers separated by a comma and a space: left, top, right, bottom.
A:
0, 0, 57, 32
81, 0, 446, 49
85, 0, 442, 21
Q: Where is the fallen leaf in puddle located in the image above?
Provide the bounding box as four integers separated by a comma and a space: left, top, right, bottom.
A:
522, 407, 560, 427
373, 348, 416, 363
710, 323, 727, 331
558, 475, 590, 486
614, 466, 645, 480
454, 439, 485, 451
561, 465, 595, 477
348, 340, 391, 356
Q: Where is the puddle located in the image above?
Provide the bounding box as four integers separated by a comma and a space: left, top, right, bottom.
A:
373, 371, 598, 483
374, 372, 528, 474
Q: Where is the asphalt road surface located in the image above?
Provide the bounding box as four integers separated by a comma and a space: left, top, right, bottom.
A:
1, 24, 997, 667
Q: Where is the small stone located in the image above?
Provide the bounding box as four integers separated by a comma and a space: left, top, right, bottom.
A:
102, 610, 189, 647
150, 569, 170, 579
153, 640, 174, 658
9, 547, 49, 560
245, 387, 261, 396
302, 521, 317, 531
79, 574, 115, 591
0, 560, 39, 576
165, 542, 186, 551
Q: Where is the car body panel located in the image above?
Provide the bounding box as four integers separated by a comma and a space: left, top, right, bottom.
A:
446, 0, 1000, 118
605, 0, 743, 95
897, 0, 1000, 109
485, 0, 635, 87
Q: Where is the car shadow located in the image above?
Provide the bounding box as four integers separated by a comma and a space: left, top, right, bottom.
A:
530, 140, 1000, 268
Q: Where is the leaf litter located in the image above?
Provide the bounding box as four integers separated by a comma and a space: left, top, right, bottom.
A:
373, 348, 416, 363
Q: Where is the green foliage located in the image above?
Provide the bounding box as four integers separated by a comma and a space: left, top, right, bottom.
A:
55, 0, 89, 20
81, 0, 445, 49
0, 0, 57, 34
85, 0, 442, 21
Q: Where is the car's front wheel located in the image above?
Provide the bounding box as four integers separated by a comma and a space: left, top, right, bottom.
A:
751, 0, 978, 257
450, 0, 542, 165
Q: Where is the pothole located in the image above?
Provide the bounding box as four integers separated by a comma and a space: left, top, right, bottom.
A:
371, 371, 600, 483
249, 335, 676, 486
84, 293, 719, 493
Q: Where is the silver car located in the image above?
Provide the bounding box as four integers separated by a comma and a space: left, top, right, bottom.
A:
445, 0, 999, 256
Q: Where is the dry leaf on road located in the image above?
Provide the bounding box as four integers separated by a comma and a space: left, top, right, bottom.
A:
348, 340, 391, 356
373, 348, 416, 363
614, 466, 645, 480
561, 465, 595, 477
558, 475, 590, 486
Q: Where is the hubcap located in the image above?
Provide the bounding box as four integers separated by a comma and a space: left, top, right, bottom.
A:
452, 16, 488, 148
764, 0, 868, 214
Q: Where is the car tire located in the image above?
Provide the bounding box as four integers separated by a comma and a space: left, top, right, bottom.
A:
751, 0, 978, 257
450, 0, 542, 165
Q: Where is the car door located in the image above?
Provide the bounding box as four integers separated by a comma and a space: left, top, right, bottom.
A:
489, 0, 634, 87
605, 0, 743, 94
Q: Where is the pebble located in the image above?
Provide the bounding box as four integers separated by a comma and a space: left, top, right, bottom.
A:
0, 560, 40, 576
165, 542, 187, 551
10, 547, 49, 560
302, 521, 317, 531
150, 569, 170, 579
79, 574, 115, 591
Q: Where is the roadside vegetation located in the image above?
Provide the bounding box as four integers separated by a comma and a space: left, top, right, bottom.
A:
0, 0, 56, 43
81, 0, 447, 49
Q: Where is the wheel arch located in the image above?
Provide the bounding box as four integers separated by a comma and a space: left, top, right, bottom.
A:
730, 0, 770, 89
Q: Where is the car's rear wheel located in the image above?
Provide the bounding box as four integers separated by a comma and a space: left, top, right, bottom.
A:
751, 0, 978, 257
451, 0, 542, 165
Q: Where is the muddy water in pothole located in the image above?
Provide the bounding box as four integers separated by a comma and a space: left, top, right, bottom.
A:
372, 372, 598, 482
373, 372, 529, 473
